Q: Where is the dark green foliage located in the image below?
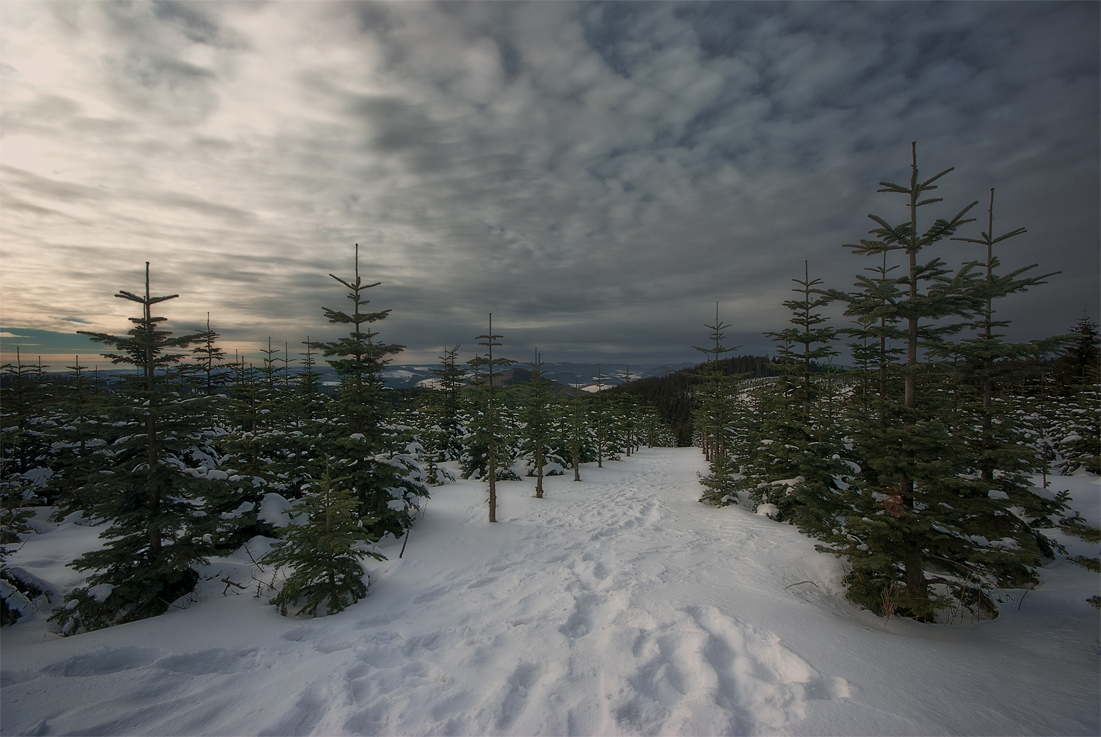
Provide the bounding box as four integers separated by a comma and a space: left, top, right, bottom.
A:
466, 315, 515, 522
45, 358, 110, 516
520, 352, 555, 498
1, 566, 46, 627
1, 475, 39, 562
430, 345, 467, 462
615, 356, 792, 446
824, 147, 1065, 619
309, 245, 427, 539
1, 350, 53, 482
1053, 316, 1101, 392
262, 461, 384, 617
693, 305, 740, 466
185, 314, 230, 396
49, 264, 234, 634
765, 262, 838, 420
697, 146, 1075, 622
698, 452, 740, 506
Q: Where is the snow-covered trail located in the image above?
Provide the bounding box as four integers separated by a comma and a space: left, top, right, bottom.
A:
2, 448, 1098, 736
348, 448, 853, 736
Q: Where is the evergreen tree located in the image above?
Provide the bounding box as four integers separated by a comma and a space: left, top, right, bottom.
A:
737, 263, 849, 524
944, 188, 1062, 484
828, 146, 1065, 620
693, 305, 743, 505
188, 313, 229, 396
47, 357, 110, 517
832, 144, 980, 617
431, 345, 466, 461
466, 315, 515, 522
262, 459, 383, 616
591, 366, 610, 468
765, 262, 838, 420
49, 264, 230, 634
1053, 315, 1100, 392
564, 385, 592, 481
0, 349, 51, 480
520, 351, 555, 498
692, 305, 739, 464
309, 244, 427, 538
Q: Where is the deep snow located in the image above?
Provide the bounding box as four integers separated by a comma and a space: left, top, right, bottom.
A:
2, 448, 1098, 736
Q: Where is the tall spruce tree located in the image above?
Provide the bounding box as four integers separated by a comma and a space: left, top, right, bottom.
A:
310, 245, 427, 539
1054, 315, 1101, 392
833, 144, 981, 617
742, 263, 848, 523
432, 345, 466, 461
189, 313, 229, 396
521, 351, 554, 498
694, 305, 741, 505
946, 189, 1060, 481
828, 146, 1067, 620
467, 315, 515, 522
50, 264, 231, 633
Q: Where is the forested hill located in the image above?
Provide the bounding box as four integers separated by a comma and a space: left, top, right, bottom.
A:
612, 355, 798, 446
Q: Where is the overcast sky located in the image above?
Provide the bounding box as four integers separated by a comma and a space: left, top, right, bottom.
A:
2, 1, 1098, 367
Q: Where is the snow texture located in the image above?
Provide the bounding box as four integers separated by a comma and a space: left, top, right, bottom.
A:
1, 448, 1098, 736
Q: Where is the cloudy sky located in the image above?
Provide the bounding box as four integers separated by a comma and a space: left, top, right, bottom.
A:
2, 1, 1098, 368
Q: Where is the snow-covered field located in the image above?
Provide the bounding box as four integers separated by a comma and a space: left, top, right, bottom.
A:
2, 448, 1098, 736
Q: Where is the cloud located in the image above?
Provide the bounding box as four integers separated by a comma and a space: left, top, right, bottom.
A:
1, 1, 1096, 365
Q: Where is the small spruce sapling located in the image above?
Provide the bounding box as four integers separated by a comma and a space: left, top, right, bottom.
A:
263, 459, 384, 616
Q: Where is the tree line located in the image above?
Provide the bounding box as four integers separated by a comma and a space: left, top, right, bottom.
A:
0, 250, 673, 630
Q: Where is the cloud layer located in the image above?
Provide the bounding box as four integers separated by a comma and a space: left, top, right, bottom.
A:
2, 1, 1097, 364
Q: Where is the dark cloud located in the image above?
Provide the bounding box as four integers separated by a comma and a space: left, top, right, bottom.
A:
1, 1, 1096, 365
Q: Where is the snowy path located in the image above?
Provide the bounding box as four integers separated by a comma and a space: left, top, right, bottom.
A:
2, 448, 1098, 736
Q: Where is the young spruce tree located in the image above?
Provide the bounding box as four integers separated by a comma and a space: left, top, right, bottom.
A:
50, 264, 229, 633
262, 459, 383, 616
310, 245, 427, 539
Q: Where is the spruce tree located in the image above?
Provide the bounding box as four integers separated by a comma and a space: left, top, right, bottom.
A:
692, 305, 739, 464
467, 315, 515, 522
49, 264, 230, 633
833, 144, 981, 617
520, 351, 555, 498
944, 189, 1061, 483
431, 345, 466, 461
565, 385, 591, 481
189, 313, 229, 396
47, 357, 110, 517
591, 366, 609, 468
828, 146, 1068, 620
765, 262, 838, 420
693, 306, 743, 505
1053, 315, 1101, 392
309, 244, 427, 538
742, 263, 848, 523
262, 459, 383, 616
0, 349, 50, 479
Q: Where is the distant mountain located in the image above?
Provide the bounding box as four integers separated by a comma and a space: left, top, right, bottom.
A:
20, 360, 698, 392
380, 361, 697, 390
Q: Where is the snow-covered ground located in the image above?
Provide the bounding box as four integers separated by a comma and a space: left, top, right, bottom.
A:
2, 448, 1098, 736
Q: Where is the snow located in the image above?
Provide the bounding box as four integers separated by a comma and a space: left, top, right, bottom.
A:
258, 493, 297, 528
2, 448, 1099, 736
755, 502, 780, 519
